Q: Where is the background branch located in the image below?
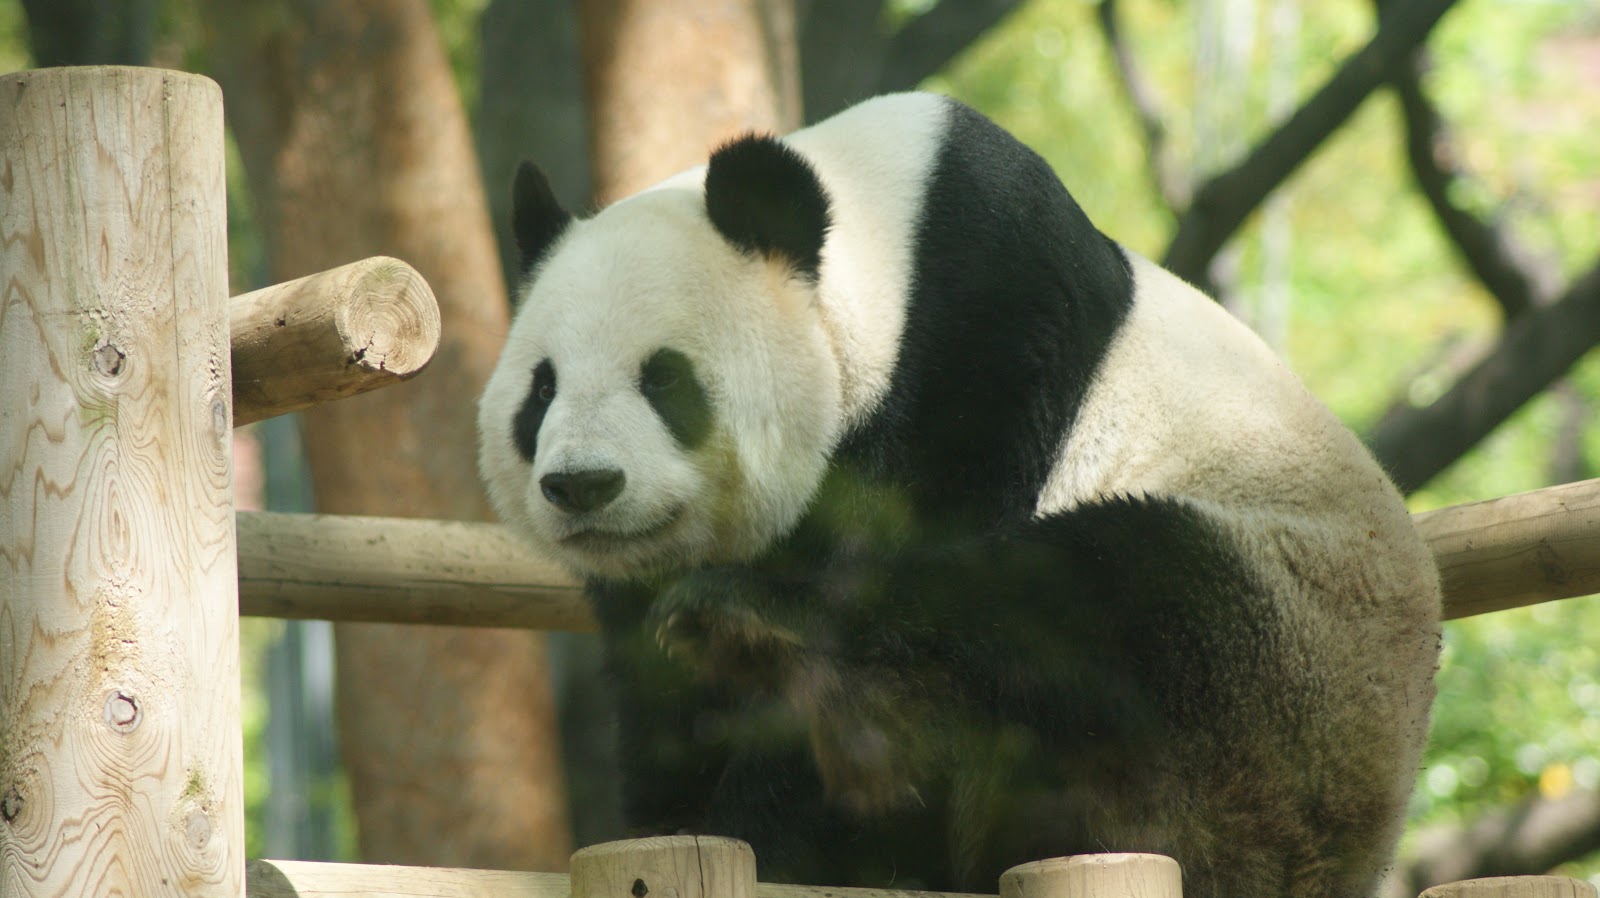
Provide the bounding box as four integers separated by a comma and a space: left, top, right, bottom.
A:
1388, 46, 1556, 319
1161, 0, 1459, 289
1390, 789, 1600, 898
1367, 259, 1600, 493
876, 0, 1022, 95
1095, 0, 1191, 210
1361, 5, 1599, 492
799, 0, 1022, 122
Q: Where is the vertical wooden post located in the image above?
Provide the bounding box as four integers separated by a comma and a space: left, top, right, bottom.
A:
1001, 854, 1183, 898
0, 66, 241, 897
571, 837, 757, 898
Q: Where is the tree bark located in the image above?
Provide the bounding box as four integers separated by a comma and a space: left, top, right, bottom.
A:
578, 0, 802, 203
198, 0, 571, 869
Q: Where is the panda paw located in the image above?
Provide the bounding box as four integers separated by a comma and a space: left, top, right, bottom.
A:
648, 568, 807, 689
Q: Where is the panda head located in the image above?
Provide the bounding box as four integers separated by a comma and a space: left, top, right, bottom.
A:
478, 136, 842, 580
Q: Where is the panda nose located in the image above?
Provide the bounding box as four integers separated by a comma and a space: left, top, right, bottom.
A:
540, 468, 626, 513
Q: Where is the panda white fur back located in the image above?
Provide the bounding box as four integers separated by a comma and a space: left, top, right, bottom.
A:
478, 93, 1440, 898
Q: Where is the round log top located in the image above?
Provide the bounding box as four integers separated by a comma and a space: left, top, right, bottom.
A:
571, 837, 758, 898
328, 256, 442, 375
229, 255, 443, 425
1420, 877, 1600, 898
1000, 854, 1182, 898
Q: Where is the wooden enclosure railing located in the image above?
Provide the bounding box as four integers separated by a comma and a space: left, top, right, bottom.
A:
5, 65, 1599, 898
231, 475, 1600, 634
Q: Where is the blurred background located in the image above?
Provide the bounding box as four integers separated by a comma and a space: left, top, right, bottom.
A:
4, 0, 1597, 893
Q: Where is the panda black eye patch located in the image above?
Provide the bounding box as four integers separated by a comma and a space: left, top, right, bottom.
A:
640, 348, 711, 449
512, 359, 556, 462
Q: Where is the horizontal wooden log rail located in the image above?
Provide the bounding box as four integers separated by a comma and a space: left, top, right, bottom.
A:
246, 859, 993, 898
244, 842, 1594, 898
237, 477, 1600, 630
231, 255, 441, 426
237, 510, 592, 630
1412, 477, 1600, 620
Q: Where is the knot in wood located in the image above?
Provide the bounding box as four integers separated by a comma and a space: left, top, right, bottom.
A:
186, 808, 213, 850
92, 342, 125, 377
104, 691, 140, 732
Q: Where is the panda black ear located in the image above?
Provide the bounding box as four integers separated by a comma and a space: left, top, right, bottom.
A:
512, 161, 572, 274
705, 134, 830, 280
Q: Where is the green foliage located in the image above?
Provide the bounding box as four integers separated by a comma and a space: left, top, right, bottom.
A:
0, 0, 32, 70
1421, 601, 1600, 823
430, 0, 491, 115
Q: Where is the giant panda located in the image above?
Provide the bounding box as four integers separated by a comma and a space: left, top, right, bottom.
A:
478, 93, 1441, 898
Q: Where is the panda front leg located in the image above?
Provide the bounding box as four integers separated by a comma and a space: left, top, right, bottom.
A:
650, 560, 963, 816
647, 493, 1258, 820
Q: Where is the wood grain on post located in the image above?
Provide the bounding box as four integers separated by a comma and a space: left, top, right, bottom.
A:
230, 255, 441, 426
1416, 477, 1600, 620
1000, 855, 1181, 898
1420, 877, 1600, 898
0, 66, 242, 897
237, 510, 593, 631
571, 837, 757, 898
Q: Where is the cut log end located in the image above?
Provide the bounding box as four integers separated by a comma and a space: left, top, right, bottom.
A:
231, 255, 442, 426
1000, 854, 1182, 898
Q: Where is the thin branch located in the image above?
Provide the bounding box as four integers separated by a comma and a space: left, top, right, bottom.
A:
876, 0, 1024, 94
799, 0, 1022, 123
1367, 257, 1600, 493
1161, 0, 1460, 288
1389, 49, 1556, 319
1095, 0, 1191, 210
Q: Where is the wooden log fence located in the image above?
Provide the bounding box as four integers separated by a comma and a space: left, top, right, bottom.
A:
236, 511, 589, 630
241, 844, 1593, 898
6, 64, 1600, 898
1420, 878, 1599, 898
232, 476, 1600, 631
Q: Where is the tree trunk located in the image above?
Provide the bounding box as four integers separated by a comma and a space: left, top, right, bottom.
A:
577, 0, 802, 203
198, 0, 571, 870
477, 0, 593, 300
19, 0, 157, 67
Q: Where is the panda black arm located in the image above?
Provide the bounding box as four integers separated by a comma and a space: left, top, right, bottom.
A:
652, 493, 1278, 755
587, 578, 740, 834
